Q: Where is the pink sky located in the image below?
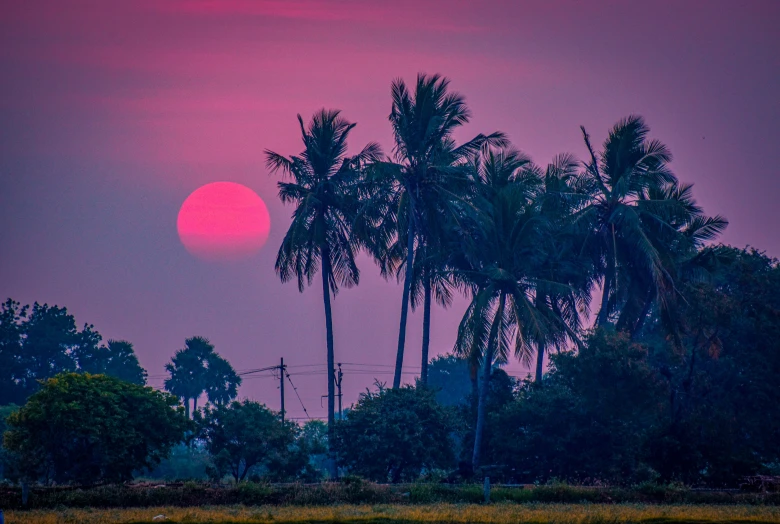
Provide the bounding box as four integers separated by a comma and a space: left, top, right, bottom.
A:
1, 0, 778, 418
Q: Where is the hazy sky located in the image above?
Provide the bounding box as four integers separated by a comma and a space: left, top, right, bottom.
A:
1, 0, 778, 419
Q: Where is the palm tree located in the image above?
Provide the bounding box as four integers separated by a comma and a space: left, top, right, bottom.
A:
164, 336, 213, 418
578, 116, 727, 337
205, 353, 242, 406
625, 181, 727, 336
578, 116, 680, 330
367, 73, 506, 388
454, 148, 562, 469
265, 109, 381, 477
531, 154, 594, 381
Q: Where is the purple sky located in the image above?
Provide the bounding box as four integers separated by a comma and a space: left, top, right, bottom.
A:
1, 0, 778, 419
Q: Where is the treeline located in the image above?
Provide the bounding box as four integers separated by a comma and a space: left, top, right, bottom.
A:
3, 243, 778, 488
0, 299, 147, 404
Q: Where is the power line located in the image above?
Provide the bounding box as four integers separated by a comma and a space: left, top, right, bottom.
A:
285, 370, 310, 420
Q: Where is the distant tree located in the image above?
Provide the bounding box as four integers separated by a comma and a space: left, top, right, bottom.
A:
144, 443, 211, 481
265, 109, 381, 476
76, 336, 147, 385
335, 385, 454, 482
204, 353, 241, 406
198, 400, 293, 482
1, 299, 148, 403
164, 336, 239, 417
0, 403, 19, 479
425, 353, 472, 407
0, 299, 28, 404
3, 373, 189, 485
298, 419, 328, 477
17, 302, 79, 399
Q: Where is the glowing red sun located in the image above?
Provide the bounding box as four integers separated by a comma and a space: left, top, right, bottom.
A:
177, 182, 271, 261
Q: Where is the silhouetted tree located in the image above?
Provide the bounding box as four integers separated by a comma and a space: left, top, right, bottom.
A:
265, 109, 381, 477
164, 336, 213, 417
4, 373, 188, 485
365, 74, 506, 389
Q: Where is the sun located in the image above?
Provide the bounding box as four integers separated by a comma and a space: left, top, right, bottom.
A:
177, 182, 271, 261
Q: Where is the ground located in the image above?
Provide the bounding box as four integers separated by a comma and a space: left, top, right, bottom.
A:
5, 503, 780, 524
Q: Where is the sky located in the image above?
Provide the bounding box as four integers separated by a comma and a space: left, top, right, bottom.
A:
1, 0, 779, 419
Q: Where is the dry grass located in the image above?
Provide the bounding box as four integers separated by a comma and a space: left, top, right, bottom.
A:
5, 503, 780, 524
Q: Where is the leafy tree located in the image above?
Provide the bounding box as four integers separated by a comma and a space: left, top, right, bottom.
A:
76, 337, 147, 385
0, 404, 19, 479
3, 373, 189, 485
198, 399, 294, 482
643, 246, 780, 484
365, 74, 506, 389
335, 385, 454, 482
425, 353, 472, 407
265, 110, 381, 476
16, 302, 79, 399
0, 299, 28, 404
1, 299, 149, 403
144, 443, 211, 481
492, 330, 667, 484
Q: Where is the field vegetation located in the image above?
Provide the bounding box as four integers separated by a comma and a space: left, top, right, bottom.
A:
6, 503, 780, 524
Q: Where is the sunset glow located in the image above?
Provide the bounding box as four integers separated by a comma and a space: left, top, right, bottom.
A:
176, 182, 270, 261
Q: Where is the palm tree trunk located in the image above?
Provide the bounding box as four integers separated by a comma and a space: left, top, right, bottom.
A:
321, 250, 337, 479
472, 293, 504, 471
597, 260, 614, 326
420, 271, 432, 386
535, 343, 545, 383
631, 287, 655, 338
394, 196, 416, 389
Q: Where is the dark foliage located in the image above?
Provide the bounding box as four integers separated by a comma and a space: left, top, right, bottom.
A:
3, 373, 189, 485
335, 385, 455, 482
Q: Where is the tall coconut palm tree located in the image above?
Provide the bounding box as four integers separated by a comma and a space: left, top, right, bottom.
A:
623, 181, 727, 336
531, 154, 595, 381
454, 148, 564, 469
578, 116, 681, 329
265, 109, 381, 477
367, 73, 506, 388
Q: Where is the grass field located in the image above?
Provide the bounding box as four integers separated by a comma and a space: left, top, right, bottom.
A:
5, 503, 780, 524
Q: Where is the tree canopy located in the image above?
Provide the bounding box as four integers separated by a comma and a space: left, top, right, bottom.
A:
3, 373, 189, 484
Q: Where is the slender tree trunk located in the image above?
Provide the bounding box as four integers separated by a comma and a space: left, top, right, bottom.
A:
420, 270, 432, 386
472, 293, 504, 470
184, 397, 190, 419
631, 287, 655, 339
597, 262, 613, 326
535, 343, 545, 383
394, 196, 416, 389
321, 250, 337, 479
193, 395, 198, 414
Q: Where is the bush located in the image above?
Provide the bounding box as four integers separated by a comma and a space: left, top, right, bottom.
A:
2, 481, 779, 510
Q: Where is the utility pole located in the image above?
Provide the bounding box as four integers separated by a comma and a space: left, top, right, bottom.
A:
336, 362, 343, 420
279, 357, 286, 424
